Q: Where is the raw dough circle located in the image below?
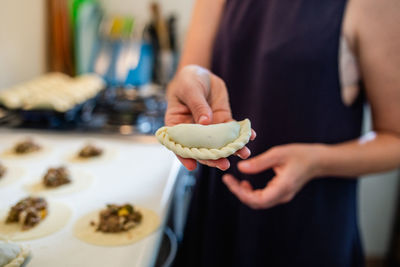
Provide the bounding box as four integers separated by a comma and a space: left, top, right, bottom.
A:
0, 166, 24, 188
23, 169, 92, 196
74, 207, 160, 246
0, 202, 71, 241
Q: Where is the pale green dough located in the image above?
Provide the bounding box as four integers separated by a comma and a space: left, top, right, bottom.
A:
0, 241, 20, 266
167, 121, 240, 149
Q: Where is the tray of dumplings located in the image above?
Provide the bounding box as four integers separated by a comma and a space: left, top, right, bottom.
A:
0, 132, 178, 267
0, 73, 105, 125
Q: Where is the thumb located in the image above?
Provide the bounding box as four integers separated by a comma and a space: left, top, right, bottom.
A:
238, 149, 282, 174
177, 65, 214, 124
181, 87, 213, 125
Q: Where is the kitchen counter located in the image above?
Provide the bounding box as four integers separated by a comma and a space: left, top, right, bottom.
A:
0, 129, 180, 267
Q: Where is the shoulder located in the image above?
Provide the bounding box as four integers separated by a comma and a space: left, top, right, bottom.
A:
344, 0, 400, 53
344, 0, 400, 132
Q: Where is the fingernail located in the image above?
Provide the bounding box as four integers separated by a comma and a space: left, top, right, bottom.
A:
199, 115, 208, 124
221, 161, 231, 171
217, 165, 226, 171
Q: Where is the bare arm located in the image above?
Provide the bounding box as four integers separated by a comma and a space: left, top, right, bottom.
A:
177, 0, 225, 70
316, 0, 400, 177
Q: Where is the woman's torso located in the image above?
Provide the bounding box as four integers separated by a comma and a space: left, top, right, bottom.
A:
175, 1, 365, 266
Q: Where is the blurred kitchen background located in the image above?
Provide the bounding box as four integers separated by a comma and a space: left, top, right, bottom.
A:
0, 1, 399, 266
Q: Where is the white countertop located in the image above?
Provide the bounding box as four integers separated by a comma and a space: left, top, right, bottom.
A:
0, 130, 180, 267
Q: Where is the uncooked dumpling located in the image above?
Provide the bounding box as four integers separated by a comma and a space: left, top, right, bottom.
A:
167, 121, 240, 149
0, 241, 20, 266
0, 240, 30, 267
0, 73, 104, 112
156, 119, 251, 160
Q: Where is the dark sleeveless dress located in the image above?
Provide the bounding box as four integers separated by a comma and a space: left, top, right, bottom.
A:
174, 1, 365, 266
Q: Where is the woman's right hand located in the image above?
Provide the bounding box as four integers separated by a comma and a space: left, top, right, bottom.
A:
165, 65, 254, 171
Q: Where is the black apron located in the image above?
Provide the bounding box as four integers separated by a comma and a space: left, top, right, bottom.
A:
174, 1, 365, 266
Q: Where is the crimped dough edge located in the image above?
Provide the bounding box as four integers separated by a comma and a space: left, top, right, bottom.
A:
4, 244, 30, 267
156, 119, 251, 160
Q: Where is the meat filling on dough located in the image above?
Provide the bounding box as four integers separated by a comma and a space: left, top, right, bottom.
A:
6, 197, 48, 230
94, 204, 142, 233
43, 167, 71, 188
78, 145, 103, 158
14, 139, 41, 154
0, 162, 6, 178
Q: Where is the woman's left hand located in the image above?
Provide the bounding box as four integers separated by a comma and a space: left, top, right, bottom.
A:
222, 144, 324, 209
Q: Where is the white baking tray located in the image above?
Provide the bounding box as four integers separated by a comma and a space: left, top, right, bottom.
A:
0, 130, 180, 267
